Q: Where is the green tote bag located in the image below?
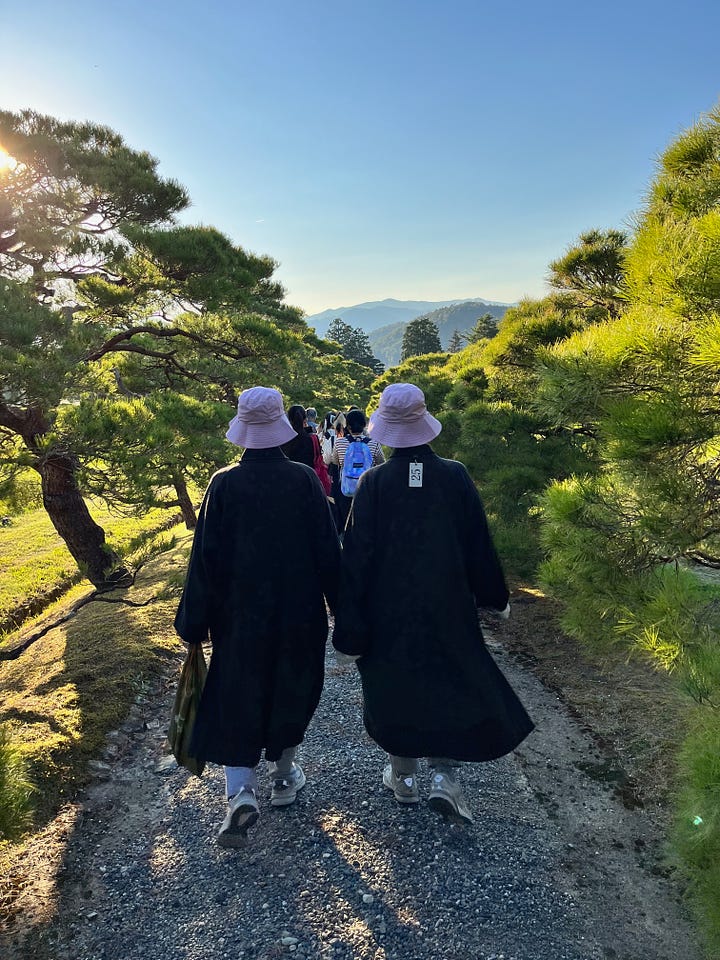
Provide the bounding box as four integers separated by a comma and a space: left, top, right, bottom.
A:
168, 643, 207, 776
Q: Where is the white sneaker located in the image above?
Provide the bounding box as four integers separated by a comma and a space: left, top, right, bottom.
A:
270, 763, 306, 807
428, 772, 473, 824
383, 764, 420, 804
218, 788, 259, 847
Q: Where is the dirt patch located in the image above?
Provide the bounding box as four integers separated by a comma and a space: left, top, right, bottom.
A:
502, 586, 690, 818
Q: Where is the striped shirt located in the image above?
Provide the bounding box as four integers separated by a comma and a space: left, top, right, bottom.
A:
328, 433, 385, 471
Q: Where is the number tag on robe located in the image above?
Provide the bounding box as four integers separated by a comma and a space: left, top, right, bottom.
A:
409, 462, 423, 487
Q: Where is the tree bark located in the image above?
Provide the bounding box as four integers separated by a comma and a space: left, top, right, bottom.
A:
173, 473, 197, 529
39, 453, 129, 588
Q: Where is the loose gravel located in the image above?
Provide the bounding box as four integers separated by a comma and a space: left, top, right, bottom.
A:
3, 625, 701, 960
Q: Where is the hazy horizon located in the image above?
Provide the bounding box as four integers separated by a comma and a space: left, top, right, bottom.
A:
303, 293, 513, 319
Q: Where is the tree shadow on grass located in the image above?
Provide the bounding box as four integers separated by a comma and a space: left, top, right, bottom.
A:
1, 708, 66, 734
0, 558, 183, 950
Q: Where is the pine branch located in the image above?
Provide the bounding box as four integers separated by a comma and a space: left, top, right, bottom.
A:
84, 324, 254, 363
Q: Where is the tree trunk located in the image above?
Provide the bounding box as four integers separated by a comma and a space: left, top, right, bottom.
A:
173, 473, 197, 529
39, 453, 129, 588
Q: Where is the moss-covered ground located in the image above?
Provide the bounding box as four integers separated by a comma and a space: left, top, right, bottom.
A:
0, 529, 192, 881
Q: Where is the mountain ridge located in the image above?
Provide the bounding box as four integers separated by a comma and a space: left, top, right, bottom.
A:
306, 296, 510, 338
367, 301, 508, 367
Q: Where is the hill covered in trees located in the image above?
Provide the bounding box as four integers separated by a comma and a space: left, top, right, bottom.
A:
306, 297, 508, 339
369, 300, 509, 366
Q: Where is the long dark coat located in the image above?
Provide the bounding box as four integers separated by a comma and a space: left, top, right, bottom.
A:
174, 448, 340, 766
281, 432, 315, 468
333, 445, 533, 761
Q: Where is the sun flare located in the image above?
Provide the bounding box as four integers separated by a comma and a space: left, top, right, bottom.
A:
0, 147, 18, 172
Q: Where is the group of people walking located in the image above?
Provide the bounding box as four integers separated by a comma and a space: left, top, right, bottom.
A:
280, 403, 385, 533
174, 383, 533, 848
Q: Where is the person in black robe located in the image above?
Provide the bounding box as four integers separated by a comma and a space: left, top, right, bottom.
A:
174, 387, 340, 847
332, 382, 533, 824
281, 404, 316, 467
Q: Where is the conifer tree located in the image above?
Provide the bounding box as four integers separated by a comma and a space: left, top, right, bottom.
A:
537, 109, 720, 941
549, 228, 628, 319
539, 110, 720, 581
325, 317, 383, 375
462, 312, 498, 344
448, 329, 464, 353
400, 315, 442, 361
0, 111, 188, 583
0, 110, 357, 581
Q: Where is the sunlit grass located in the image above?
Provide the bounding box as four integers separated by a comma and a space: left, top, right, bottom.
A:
0, 530, 192, 857
0, 723, 34, 840
0, 502, 181, 632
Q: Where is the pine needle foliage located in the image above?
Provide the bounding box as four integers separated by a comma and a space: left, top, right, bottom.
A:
535, 102, 720, 953
0, 109, 373, 579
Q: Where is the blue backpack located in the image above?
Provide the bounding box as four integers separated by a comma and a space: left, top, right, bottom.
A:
341, 436, 374, 496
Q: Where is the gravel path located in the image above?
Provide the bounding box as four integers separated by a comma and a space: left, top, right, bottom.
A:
5, 625, 701, 960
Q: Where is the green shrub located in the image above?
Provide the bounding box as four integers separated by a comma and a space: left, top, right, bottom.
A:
370, 352, 454, 414
492, 514, 542, 579
452, 402, 586, 578
540, 475, 720, 666
674, 711, 720, 955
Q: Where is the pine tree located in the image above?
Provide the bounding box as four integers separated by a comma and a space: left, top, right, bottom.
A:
537, 104, 720, 675
326, 318, 383, 375
549, 228, 628, 319
462, 312, 499, 345
326, 318, 354, 347
448, 329, 464, 353
0, 111, 188, 583
400, 315, 442, 361
0, 110, 365, 581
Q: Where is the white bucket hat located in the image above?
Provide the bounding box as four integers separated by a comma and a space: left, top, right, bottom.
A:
368, 383, 442, 447
226, 387, 297, 449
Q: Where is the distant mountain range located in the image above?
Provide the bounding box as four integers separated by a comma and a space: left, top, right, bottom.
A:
367, 300, 508, 367
305, 297, 509, 339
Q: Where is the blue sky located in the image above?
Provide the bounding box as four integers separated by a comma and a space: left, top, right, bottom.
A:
1, 0, 719, 314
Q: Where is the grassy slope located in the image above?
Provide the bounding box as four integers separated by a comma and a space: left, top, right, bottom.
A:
0, 530, 191, 863
0, 503, 178, 635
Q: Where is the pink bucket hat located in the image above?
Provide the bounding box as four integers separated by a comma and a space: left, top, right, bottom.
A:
226, 387, 297, 449
368, 383, 442, 447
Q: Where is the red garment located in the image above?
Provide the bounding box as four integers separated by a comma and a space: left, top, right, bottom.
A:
311, 434, 332, 495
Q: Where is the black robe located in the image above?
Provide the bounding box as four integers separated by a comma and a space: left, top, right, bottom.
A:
174, 448, 340, 766
281, 432, 315, 468
333, 445, 534, 762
